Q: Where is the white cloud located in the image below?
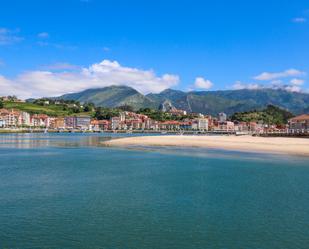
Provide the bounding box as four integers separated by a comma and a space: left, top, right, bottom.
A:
232, 80, 305, 93
292, 17, 307, 23
232, 81, 261, 90
285, 85, 302, 92
290, 78, 304, 86
194, 77, 213, 89
0, 28, 23, 45
254, 69, 306, 81
0, 59, 179, 99
37, 32, 49, 39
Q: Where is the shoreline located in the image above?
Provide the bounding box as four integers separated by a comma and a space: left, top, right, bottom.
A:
103, 135, 309, 157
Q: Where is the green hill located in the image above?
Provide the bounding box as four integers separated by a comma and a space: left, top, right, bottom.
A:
52, 86, 309, 116
230, 105, 294, 125
2, 101, 93, 117
58, 85, 156, 110
147, 88, 309, 115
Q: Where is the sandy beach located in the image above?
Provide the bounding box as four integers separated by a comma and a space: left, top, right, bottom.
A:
104, 135, 309, 156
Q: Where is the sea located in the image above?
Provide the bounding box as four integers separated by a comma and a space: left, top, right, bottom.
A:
0, 133, 309, 249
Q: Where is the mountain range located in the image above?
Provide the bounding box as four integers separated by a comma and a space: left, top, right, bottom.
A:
57, 85, 309, 116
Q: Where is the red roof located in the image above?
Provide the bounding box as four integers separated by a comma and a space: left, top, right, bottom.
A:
289, 114, 309, 122
91, 120, 99, 125
179, 122, 192, 125
0, 108, 9, 114
160, 121, 181, 125
98, 120, 109, 124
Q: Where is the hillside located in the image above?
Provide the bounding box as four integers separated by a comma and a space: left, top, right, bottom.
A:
58, 85, 156, 110
55, 86, 309, 115
147, 88, 309, 115
230, 105, 294, 125
2, 101, 93, 117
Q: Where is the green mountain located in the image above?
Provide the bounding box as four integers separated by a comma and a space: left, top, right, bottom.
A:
57, 86, 309, 115
58, 85, 156, 110
147, 88, 309, 115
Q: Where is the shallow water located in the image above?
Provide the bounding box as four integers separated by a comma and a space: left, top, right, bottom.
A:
0, 133, 309, 249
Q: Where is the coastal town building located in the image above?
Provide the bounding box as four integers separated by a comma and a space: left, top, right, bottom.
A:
90, 120, 110, 131
111, 117, 121, 130
0, 109, 22, 127
31, 114, 50, 127
215, 121, 235, 132
65, 116, 76, 129
179, 121, 192, 130
196, 118, 209, 131
75, 116, 91, 130
64, 116, 91, 130
289, 114, 309, 133
21, 112, 31, 126
50, 118, 65, 129
1, 104, 307, 135
159, 121, 181, 130
218, 112, 227, 122
0, 118, 5, 127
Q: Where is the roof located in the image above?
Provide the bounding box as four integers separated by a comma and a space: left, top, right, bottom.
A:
160, 121, 181, 125
90, 120, 99, 125
0, 108, 9, 114
289, 114, 309, 122
98, 120, 109, 124
179, 122, 192, 125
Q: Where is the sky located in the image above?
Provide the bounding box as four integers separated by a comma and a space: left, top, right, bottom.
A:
0, 0, 309, 99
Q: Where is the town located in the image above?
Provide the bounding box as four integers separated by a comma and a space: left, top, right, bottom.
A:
0, 96, 308, 135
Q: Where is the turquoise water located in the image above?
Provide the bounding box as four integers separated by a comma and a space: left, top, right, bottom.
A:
0, 134, 309, 249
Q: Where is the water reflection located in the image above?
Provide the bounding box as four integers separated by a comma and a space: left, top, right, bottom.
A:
0, 133, 114, 149
0, 132, 160, 149
1, 133, 308, 165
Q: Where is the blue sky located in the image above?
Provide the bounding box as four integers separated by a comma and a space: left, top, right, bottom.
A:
0, 0, 309, 98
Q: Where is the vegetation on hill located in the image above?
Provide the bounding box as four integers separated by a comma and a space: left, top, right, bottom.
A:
94, 107, 120, 120
58, 85, 156, 110
137, 108, 198, 121
55, 86, 309, 115
2, 99, 95, 117
147, 88, 309, 115
230, 105, 294, 125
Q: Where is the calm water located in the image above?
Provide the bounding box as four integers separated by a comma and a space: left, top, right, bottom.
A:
0, 133, 309, 249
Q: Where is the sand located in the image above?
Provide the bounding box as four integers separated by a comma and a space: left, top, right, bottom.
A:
104, 135, 309, 156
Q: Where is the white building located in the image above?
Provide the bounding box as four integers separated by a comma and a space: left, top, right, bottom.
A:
111, 117, 120, 130
0, 118, 6, 127
119, 112, 126, 122
197, 118, 209, 131
218, 112, 227, 122
21, 112, 31, 126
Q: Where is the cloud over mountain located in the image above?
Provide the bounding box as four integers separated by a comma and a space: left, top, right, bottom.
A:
193, 77, 213, 89
253, 69, 305, 81
0, 59, 180, 99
